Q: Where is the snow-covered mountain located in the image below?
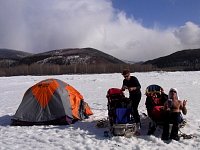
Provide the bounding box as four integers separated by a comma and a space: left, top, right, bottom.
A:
12, 48, 125, 66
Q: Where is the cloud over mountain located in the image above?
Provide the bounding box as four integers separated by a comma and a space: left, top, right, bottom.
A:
0, 0, 200, 61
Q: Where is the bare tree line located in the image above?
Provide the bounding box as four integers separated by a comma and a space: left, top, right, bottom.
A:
1, 60, 200, 77
0, 63, 155, 76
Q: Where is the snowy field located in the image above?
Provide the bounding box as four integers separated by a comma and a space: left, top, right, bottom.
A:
0, 71, 200, 150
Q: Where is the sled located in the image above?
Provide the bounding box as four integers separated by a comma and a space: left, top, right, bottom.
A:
106, 88, 138, 137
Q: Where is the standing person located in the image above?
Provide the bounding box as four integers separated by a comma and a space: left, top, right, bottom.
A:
161, 88, 187, 141
121, 69, 142, 128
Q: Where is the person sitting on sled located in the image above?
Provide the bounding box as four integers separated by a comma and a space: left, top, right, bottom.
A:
121, 69, 142, 128
161, 88, 187, 141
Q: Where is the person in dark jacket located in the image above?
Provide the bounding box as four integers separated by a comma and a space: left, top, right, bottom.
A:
121, 69, 141, 127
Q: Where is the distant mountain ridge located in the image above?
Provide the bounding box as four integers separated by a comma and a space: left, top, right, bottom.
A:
0, 49, 32, 60
1, 48, 200, 71
0, 48, 125, 66
144, 48, 200, 70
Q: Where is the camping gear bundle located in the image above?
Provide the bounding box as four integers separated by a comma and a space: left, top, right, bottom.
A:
106, 88, 137, 136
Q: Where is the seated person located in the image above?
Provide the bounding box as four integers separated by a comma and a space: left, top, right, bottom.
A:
161, 88, 187, 141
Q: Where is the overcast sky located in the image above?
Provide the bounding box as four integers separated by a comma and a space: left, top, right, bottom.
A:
0, 0, 200, 61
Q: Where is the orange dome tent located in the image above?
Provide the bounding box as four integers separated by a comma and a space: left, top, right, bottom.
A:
11, 78, 93, 126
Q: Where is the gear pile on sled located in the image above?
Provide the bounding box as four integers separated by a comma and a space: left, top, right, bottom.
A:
106, 88, 138, 136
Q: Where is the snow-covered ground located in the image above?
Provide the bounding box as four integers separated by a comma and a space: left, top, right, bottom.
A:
0, 71, 200, 150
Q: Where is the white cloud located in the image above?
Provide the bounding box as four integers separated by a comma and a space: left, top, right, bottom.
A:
0, 0, 200, 61
174, 22, 200, 49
